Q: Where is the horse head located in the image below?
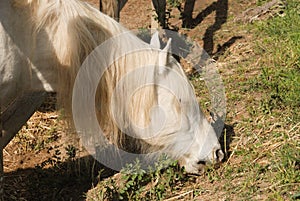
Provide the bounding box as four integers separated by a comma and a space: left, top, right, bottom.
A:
143, 32, 224, 173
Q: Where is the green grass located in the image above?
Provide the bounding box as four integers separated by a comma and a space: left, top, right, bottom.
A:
86, 159, 188, 201
251, 0, 300, 114
229, 0, 300, 199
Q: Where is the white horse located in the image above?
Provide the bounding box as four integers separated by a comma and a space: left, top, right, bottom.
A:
0, 0, 224, 173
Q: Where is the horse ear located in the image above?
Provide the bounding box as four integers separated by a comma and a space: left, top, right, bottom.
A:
150, 31, 160, 49
162, 38, 172, 52
158, 38, 172, 74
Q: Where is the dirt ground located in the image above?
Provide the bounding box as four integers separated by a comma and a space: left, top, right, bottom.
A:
3, 0, 260, 200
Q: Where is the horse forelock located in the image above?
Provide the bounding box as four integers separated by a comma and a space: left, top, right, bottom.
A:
95, 51, 160, 150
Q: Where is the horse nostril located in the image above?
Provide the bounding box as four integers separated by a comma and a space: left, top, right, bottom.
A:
197, 160, 206, 165
215, 149, 224, 162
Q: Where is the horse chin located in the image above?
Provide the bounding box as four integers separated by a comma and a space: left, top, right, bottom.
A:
178, 156, 204, 174
178, 148, 224, 174
179, 160, 206, 175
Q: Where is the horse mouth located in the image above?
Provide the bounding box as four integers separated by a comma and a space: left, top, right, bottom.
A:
215, 149, 225, 163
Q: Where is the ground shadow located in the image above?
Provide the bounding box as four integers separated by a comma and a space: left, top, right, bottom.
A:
38, 92, 58, 112
3, 132, 236, 201
219, 123, 235, 161
152, 0, 241, 60
116, 0, 238, 60
213, 36, 243, 60
3, 155, 115, 201
182, 0, 229, 56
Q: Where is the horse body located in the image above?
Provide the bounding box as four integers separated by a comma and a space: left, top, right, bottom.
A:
0, 1, 59, 109
0, 0, 223, 173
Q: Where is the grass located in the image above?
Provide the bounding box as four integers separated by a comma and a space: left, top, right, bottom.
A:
220, 0, 300, 199
86, 159, 188, 201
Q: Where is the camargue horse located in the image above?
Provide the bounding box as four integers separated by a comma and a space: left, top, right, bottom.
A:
0, 0, 224, 173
